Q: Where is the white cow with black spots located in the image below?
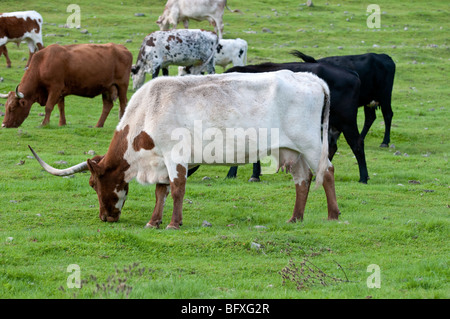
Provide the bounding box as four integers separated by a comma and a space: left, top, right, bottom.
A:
178, 38, 247, 75
131, 29, 218, 90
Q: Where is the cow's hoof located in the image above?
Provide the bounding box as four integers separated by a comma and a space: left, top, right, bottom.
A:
380, 143, 389, 148
287, 217, 302, 223
145, 222, 160, 229
248, 177, 260, 182
166, 224, 180, 230
328, 212, 340, 220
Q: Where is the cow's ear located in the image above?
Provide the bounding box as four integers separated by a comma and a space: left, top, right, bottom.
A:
87, 158, 105, 176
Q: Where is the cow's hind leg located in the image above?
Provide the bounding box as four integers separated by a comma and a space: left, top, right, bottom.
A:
96, 92, 115, 127
297, 147, 340, 221
117, 84, 128, 119
57, 97, 66, 126
146, 183, 170, 228
342, 125, 369, 183
322, 165, 340, 220
0, 45, 11, 68
379, 99, 394, 147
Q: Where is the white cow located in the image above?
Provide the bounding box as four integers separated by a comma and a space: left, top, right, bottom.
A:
0, 10, 44, 68
30, 70, 341, 229
156, 0, 241, 39
178, 37, 247, 75
131, 29, 218, 90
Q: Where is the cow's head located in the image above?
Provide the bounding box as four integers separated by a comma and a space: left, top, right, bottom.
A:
1, 86, 33, 128
28, 145, 130, 222
87, 155, 129, 222
131, 64, 146, 90
156, 15, 170, 31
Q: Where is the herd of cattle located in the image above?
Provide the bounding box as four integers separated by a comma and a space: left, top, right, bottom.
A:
1, 0, 396, 228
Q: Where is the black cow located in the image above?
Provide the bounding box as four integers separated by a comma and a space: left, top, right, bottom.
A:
189, 61, 370, 183
291, 51, 396, 147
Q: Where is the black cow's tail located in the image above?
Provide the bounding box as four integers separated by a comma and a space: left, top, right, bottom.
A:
289, 50, 318, 63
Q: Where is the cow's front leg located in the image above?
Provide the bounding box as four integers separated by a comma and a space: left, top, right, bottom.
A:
166, 164, 187, 230
146, 183, 170, 228
41, 91, 61, 126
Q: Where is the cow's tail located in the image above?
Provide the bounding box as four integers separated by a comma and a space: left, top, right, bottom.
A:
290, 50, 318, 63
225, 4, 243, 14
196, 36, 219, 74
314, 84, 331, 189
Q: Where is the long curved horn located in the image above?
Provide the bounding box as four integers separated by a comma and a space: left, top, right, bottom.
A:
15, 85, 24, 99
0, 93, 8, 98
28, 145, 89, 176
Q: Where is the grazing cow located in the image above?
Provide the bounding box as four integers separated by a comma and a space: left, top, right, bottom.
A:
131, 29, 217, 90
156, 0, 241, 39
291, 50, 396, 147
1, 43, 132, 128
29, 70, 340, 228
0, 11, 44, 68
178, 37, 247, 75
191, 61, 367, 183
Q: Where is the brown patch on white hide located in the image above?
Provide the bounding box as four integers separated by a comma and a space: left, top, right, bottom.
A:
132, 130, 155, 152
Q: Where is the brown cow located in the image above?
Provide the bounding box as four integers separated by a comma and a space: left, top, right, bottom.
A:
0, 11, 44, 68
1, 43, 132, 128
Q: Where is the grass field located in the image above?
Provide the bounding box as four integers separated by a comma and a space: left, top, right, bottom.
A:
0, 0, 448, 300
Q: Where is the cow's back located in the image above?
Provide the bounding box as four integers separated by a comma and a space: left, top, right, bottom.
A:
120, 70, 328, 155
152, 29, 217, 62
33, 43, 132, 97
319, 53, 395, 105
177, 0, 226, 19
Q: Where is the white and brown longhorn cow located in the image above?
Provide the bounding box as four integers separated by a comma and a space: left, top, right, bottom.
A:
0, 10, 44, 68
1, 43, 132, 128
156, 0, 241, 39
29, 70, 340, 229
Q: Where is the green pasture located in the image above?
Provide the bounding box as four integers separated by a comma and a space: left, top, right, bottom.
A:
0, 0, 448, 299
